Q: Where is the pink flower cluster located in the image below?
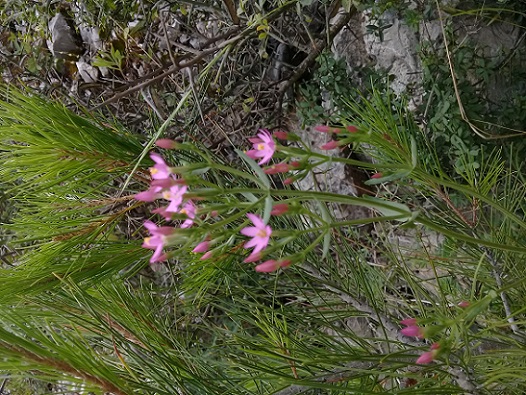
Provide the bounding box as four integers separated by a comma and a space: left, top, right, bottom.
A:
400, 318, 440, 365
135, 150, 196, 263
241, 130, 295, 272
135, 131, 294, 273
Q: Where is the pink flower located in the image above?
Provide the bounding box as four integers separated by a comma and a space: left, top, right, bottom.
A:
135, 186, 162, 201
142, 220, 177, 263
179, 201, 196, 228
270, 203, 289, 216
416, 343, 440, 364
155, 139, 178, 149
400, 318, 425, 339
246, 129, 276, 165
163, 184, 188, 213
151, 178, 186, 188
240, 213, 272, 254
320, 140, 339, 150
151, 206, 171, 220
149, 153, 172, 180
255, 259, 292, 273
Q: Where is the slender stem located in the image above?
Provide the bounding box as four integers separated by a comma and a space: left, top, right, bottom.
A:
481, 247, 519, 334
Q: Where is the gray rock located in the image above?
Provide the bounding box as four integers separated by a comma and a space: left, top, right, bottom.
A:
294, 125, 371, 221
47, 13, 82, 61
362, 11, 421, 95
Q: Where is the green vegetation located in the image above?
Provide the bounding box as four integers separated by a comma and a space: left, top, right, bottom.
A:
1, 0, 526, 394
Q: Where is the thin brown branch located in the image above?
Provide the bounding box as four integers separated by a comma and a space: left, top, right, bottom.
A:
222, 0, 240, 25
271, 362, 375, 395
91, 26, 242, 111
1, 342, 130, 395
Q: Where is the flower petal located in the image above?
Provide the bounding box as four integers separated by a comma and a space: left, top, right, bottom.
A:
246, 213, 264, 228
240, 226, 259, 237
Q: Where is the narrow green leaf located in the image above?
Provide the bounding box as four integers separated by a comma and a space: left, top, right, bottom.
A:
263, 195, 273, 224
364, 169, 411, 185
362, 196, 412, 222
411, 136, 418, 168
317, 200, 332, 259
235, 149, 271, 189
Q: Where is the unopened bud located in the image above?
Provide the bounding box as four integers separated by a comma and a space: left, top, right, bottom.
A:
155, 139, 179, 149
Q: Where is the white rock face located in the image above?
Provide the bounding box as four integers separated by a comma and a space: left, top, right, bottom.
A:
334, 7, 526, 107
362, 11, 422, 95
294, 125, 371, 221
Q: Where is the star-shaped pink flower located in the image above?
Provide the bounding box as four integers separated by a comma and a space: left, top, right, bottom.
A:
142, 220, 177, 263
240, 213, 272, 254
246, 129, 276, 165
163, 184, 188, 213
179, 200, 196, 228
149, 152, 172, 180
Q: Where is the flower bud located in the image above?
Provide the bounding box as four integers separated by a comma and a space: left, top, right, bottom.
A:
320, 140, 339, 150
315, 125, 342, 134
193, 240, 210, 253
255, 259, 292, 273
270, 203, 289, 216
273, 131, 288, 140
244, 252, 262, 263
155, 139, 179, 149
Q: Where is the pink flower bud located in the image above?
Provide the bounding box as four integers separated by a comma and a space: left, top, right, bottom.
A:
458, 301, 470, 308
264, 162, 291, 175
400, 318, 417, 326
270, 203, 289, 216
283, 177, 294, 185
290, 161, 301, 168
400, 326, 425, 339
200, 251, 213, 260
416, 343, 440, 364
135, 189, 160, 202
255, 259, 292, 273
155, 139, 179, 149
192, 240, 210, 253
320, 140, 339, 150
244, 252, 262, 263
371, 172, 383, 179
346, 125, 358, 133
315, 125, 342, 134
273, 131, 289, 140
